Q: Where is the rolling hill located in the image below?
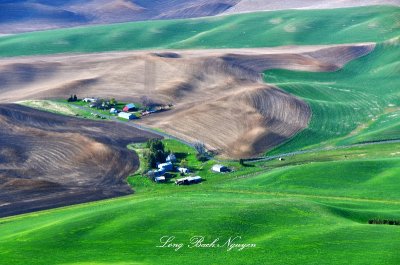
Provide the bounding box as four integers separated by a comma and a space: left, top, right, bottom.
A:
0, 104, 160, 217
0, 5, 398, 57
265, 38, 400, 155
0, 0, 239, 34
0, 142, 399, 265
0, 3, 399, 265
0, 43, 376, 158
1, 1, 398, 34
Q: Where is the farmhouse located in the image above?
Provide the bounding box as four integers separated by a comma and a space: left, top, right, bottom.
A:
123, 103, 136, 112
118, 112, 136, 120
166, 153, 177, 162
178, 167, 189, 174
158, 162, 173, 171
175, 176, 202, 185
212, 164, 229, 173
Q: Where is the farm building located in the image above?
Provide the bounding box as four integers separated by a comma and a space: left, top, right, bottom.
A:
83, 97, 97, 103
118, 112, 136, 120
178, 167, 189, 174
166, 153, 177, 162
158, 162, 173, 171
110, 108, 118, 114
212, 164, 229, 173
148, 168, 166, 178
123, 103, 137, 112
175, 176, 202, 185
155, 176, 166, 183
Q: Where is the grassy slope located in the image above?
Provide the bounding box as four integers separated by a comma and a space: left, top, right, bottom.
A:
1, 143, 399, 265
0, 5, 399, 57
265, 40, 400, 155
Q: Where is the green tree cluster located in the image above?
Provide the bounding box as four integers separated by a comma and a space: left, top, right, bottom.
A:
145, 139, 166, 168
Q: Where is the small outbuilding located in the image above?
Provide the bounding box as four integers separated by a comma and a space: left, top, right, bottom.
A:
155, 176, 166, 183
83, 97, 97, 103
158, 162, 173, 171
118, 112, 136, 120
166, 153, 177, 162
177, 167, 189, 174
175, 176, 202, 185
123, 103, 137, 112
212, 164, 229, 173
110, 108, 118, 114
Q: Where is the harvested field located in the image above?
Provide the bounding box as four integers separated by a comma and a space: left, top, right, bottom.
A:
0, 43, 374, 158
0, 104, 160, 217
0, 0, 240, 34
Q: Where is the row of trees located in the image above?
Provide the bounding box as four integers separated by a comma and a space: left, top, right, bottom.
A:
368, 219, 400, 225
193, 141, 208, 162
67, 94, 78, 102
91, 98, 117, 110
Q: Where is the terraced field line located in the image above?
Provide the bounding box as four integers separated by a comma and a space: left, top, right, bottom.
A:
247, 140, 400, 163
218, 189, 400, 205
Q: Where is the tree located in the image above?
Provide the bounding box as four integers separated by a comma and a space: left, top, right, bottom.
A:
110, 98, 117, 106
239, 159, 245, 166
193, 141, 209, 161
145, 139, 166, 168
193, 141, 206, 155
179, 159, 188, 168
141, 96, 158, 110
73, 94, 78, 101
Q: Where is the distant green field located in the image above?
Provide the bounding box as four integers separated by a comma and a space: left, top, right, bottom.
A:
1, 143, 399, 265
0, 5, 398, 57
266, 40, 400, 155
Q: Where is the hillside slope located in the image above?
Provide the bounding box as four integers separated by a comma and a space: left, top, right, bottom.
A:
224, 0, 400, 14
0, 0, 239, 34
0, 104, 160, 217
0, 44, 374, 158
0, 5, 397, 57
0, 142, 399, 264
265, 38, 400, 155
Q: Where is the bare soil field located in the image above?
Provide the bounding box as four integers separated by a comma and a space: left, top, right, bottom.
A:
0, 0, 239, 34
0, 104, 160, 217
0, 43, 375, 158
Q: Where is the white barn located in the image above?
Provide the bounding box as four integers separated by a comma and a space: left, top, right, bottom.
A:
118, 112, 136, 120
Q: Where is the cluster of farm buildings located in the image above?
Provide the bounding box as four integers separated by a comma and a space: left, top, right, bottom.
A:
149, 154, 230, 185
82, 97, 170, 120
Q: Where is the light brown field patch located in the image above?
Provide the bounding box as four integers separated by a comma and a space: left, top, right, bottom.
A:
0, 43, 375, 158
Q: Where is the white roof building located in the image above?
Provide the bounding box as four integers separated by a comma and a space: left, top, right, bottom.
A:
178, 167, 189, 174
118, 112, 135, 120
166, 153, 177, 162
212, 164, 229, 173
158, 162, 173, 171
155, 176, 166, 182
